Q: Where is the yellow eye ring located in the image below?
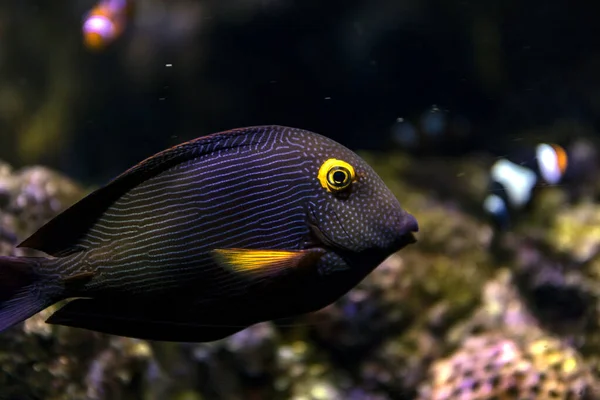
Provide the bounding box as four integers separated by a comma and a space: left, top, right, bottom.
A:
327, 166, 351, 189
318, 158, 356, 192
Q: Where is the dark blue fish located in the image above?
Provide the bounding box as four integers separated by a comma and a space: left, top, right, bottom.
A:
0, 126, 418, 342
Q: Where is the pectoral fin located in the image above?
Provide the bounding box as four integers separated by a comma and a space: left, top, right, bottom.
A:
211, 248, 324, 279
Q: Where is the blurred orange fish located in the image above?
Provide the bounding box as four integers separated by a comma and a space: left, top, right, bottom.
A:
82, 0, 134, 51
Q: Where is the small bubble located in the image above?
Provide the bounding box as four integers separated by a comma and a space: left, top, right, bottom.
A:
391, 120, 418, 148
421, 107, 446, 136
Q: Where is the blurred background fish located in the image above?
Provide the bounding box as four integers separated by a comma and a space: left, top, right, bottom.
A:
483, 143, 569, 230
82, 0, 134, 51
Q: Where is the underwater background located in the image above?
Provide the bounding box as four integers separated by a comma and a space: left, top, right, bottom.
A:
3, 0, 600, 399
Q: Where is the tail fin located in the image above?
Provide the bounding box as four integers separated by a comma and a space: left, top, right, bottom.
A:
0, 256, 51, 332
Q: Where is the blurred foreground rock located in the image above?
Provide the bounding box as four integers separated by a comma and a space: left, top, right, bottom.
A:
0, 161, 153, 400
1, 157, 600, 400
418, 331, 599, 400
417, 270, 600, 399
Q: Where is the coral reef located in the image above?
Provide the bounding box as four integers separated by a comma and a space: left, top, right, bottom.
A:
0, 162, 152, 400
417, 331, 599, 400
416, 269, 600, 399
2, 154, 600, 399
548, 202, 600, 263
0, 162, 84, 256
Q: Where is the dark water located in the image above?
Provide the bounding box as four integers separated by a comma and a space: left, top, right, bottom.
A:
2, 1, 600, 399
2, 0, 600, 182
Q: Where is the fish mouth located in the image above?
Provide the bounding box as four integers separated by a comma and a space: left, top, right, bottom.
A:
397, 232, 417, 249
395, 212, 418, 249
402, 212, 419, 234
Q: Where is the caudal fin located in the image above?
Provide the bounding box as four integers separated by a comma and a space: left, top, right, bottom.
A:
0, 256, 50, 332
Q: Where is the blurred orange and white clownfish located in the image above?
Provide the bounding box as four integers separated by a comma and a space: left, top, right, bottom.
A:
483, 143, 569, 230
82, 0, 134, 51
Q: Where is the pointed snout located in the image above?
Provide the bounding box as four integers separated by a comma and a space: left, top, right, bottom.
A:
398, 211, 418, 247
403, 212, 419, 234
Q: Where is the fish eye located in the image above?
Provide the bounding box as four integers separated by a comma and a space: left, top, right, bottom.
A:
327, 167, 351, 189
318, 159, 356, 192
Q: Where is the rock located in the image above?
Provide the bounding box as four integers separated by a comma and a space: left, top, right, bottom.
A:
416, 331, 600, 400
0, 161, 152, 400
4, 152, 600, 400
548, 202, 600, 263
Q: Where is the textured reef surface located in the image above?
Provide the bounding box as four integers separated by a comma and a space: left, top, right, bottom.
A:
1, 153, 600, 400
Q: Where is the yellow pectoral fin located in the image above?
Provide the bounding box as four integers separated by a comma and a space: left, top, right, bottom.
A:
211, 248, 324, 278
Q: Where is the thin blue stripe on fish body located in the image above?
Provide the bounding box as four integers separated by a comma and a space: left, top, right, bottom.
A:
65, 127, 320, 298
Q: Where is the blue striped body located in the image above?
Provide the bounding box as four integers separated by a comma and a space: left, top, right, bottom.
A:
0, 126, 418, 342
67, 130, 314, 297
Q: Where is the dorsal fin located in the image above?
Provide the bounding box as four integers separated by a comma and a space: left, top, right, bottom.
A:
18, 126, 288, 256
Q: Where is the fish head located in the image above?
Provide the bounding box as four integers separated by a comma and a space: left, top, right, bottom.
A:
307, 141, 418, 259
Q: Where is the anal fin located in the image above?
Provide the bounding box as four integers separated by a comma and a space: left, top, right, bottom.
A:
46, 298, 247, 342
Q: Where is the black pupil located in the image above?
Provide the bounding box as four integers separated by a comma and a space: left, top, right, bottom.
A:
332, 170, 347, 184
